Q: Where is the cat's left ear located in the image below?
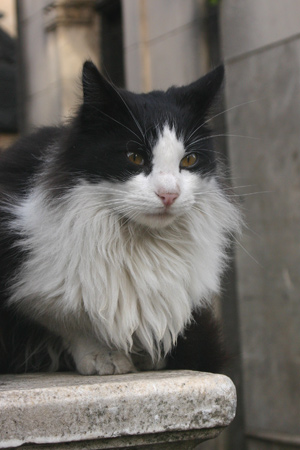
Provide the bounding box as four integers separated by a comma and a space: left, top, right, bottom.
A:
172, 65, 224, 112
82, 60, 116, 105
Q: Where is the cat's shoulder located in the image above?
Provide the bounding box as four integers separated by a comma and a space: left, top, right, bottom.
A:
0, 126, 65, 195
0, 126, 64, 163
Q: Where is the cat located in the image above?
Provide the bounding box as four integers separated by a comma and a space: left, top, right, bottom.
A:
0, 61, 241, 375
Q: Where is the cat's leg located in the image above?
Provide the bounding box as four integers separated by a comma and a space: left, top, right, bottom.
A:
67, 335, 137, 375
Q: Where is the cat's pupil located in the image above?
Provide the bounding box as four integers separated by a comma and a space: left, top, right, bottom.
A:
127, 151, 144, 166
180, 153, 197, 168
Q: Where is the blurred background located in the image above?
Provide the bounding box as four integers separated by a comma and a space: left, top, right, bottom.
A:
0, 1, 299, 449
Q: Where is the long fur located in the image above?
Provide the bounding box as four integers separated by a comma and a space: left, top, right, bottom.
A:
0, 62, 241, 374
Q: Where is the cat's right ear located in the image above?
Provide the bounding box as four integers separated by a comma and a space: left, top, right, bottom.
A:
82, 61, 115, 105
171, 65, 225, 114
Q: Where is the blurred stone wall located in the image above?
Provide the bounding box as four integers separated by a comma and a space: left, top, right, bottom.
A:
0, 0, 18, 148
17, 0, 100, 131
221, 1, 300, 448
122, 0, 210, 93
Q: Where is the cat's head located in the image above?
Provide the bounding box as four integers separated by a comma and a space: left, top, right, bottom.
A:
62, 61, 225, 229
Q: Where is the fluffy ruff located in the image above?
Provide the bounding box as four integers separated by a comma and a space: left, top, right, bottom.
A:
5, 176, 240, 371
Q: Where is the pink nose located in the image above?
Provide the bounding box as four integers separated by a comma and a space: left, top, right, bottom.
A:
156, 192, 179, 207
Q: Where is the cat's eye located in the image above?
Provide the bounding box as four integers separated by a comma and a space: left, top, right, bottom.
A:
127, 151, 145, 166
180, 153, 198, 169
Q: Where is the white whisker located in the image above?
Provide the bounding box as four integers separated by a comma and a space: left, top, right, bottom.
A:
227, 190, 272, 198
231, 235, 262, 267
186, 133, 260, 149
186, 99, 258, 142
108, 83, 145, 142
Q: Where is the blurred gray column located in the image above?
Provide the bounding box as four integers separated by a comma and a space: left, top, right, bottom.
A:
17, 0, 100, 131
221, 1, 300, 449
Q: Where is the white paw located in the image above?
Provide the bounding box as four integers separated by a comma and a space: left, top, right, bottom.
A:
77, 349, 136, 375
69, 338, 137, 375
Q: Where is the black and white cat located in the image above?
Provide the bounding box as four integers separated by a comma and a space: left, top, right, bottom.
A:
0, 61, 241, 375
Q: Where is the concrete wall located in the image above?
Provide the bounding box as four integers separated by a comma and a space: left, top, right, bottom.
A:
221, 1, 300, 448
122, 0, 210, 93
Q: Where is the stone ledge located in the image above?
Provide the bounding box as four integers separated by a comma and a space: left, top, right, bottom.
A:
0, 370, 236, 449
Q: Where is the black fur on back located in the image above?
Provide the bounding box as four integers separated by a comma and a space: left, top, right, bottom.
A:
0, 128, 63, 306
0, 127, 68, 374
0, 127, 63, 195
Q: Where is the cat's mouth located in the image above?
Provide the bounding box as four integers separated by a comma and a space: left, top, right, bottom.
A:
144, 209, 173, 219
128, 206, 178, 228
140, 208, 177, 228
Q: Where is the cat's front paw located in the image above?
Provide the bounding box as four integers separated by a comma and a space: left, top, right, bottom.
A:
69, 337, 136, 375
77, 349, 136, 375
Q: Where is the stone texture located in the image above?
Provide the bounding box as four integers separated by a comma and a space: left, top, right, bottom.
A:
121, 0, 141, 49
146, 0, 202, 42
122, 0, 209, 93
223, 30, 300, 438
124, 46, 144, 92
149, 23, 208, 91
0, 371, 236, 449
18, 0, 100, 131
2, 429, 224, 450
27, 85, 61, 128
221, 0, 300, 61
19, 0, 49, 21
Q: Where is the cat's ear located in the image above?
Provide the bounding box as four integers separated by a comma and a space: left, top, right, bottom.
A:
173, 65, 224, 112
82, 61, 115, 105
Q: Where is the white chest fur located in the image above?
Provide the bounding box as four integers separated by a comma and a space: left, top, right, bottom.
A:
9, 178, 240, 359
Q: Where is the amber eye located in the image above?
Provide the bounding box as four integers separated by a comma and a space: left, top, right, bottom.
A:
180, 153, 198, 169
127, 151, 145, 166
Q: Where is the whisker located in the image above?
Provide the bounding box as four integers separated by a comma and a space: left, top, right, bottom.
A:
186, 133, 260, 149
98, 110, 143, 142
226, 190, 272, 198
84, 104, 142, 143
193, 187, 271, 199
231, 235, 262, 267
107, 83, 145, 142
188, 203, 260, 266
186, 99, 258, 143
193, 184, 257, 196
242, 224, 263, 240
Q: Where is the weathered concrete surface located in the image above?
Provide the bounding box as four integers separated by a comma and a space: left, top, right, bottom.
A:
224, 40, 300, 435
221, 0, 300, 61
221, 0, 300, 444
0, 371, 236, 449
2, 429, 225, 450
122, 0, 209, 93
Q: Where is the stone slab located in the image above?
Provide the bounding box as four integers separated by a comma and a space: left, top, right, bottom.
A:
0, 370, 236, 449
3, 429, 225, 450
